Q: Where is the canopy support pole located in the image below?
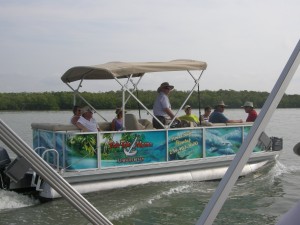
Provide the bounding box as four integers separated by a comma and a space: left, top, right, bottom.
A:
65, 82, 108, 122
196, 39, 300, 225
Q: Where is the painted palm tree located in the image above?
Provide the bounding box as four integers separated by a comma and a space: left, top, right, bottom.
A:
67, 134, 97, 156
102, 133, 114, 154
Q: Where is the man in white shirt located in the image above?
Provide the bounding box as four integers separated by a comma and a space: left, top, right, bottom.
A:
76, 106, 100, 132
153, 82, 176, 129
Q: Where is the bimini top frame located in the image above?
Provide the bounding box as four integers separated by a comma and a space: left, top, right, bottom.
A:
61, 59, 207, 128
61, 60, 207, 82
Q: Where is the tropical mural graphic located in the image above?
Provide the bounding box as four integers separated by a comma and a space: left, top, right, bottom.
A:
206, 127, 243, 157
65, 133, 98, 169
243, 126, 263, 152
101, 131, 166, 167
168, 129, 203, 160
33, 130, 63, 167
32, 125, 259, 170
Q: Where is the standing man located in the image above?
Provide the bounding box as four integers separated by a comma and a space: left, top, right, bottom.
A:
153, 82, 176, 129
242, 101, 258, 122
209, 101, 243, 124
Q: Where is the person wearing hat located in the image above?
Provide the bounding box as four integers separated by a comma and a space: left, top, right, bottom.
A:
153, 82, 177, 129
179, 105, 200, 125
209, 101, 243, 124
76, 106, 100, 132
111, 108, 125, 131
242, 101, 257, 122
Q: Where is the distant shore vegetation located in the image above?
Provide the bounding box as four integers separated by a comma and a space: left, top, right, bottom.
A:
0, 89, 299, 111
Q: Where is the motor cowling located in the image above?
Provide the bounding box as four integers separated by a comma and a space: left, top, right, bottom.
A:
0, 147, 11, 189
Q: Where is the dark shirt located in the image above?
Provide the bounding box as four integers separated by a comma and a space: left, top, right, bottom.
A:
209, 110, 228, 123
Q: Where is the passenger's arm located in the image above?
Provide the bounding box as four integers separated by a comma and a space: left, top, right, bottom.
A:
164, 108, 175, 119
111, 119, 116, 131
227, 119, 243, 123
76, 122, 89, 132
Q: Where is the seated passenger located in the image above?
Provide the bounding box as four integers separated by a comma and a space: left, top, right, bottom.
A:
200, 106, 212, 122
179, 105, 199, 125
111, 108, 125, 131
76, 106, 100, 132
241, 101, 258, 122
70, 105, 81, 125
209, 101, 243, 124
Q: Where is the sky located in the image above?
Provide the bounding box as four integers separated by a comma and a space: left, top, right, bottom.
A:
0, 0, 300, 94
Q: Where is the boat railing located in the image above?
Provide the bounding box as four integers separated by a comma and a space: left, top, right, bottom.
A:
31, 121, 253, 132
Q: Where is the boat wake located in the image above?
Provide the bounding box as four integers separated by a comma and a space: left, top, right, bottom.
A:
107, 182, 214, 221
0, 189, 38, 211
107, 184, 191, 221
272, 160, 300, 177
147, 184, 191, 204
108, 204, 137, 221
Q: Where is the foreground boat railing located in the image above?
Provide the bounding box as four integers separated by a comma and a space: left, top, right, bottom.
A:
0, 119, 113, 225
196, 39, 300, 225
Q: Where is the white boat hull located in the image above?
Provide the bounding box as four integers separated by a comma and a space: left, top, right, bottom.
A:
39, 152, 277, 199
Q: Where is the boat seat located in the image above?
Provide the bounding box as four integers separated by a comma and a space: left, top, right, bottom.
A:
31, 122, 112, 132
125, 114, 145, 130
198, 121, 213, 127
31, 123, 79, 131
138, 119, 153, 129
98, 122, 112, 131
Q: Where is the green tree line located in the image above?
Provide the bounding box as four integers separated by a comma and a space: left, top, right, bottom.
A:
0, 89, 299, 111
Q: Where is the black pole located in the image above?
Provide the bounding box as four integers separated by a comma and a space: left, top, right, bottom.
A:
197, 83, 202, 125
136, 89, 141, 119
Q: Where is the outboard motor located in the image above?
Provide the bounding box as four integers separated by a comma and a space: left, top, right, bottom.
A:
271, 137, 283, 151
0, 147, 11, 189
258, 132, 283, 151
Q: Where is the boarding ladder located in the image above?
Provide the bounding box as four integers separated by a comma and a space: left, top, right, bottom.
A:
31, 147, 60, 191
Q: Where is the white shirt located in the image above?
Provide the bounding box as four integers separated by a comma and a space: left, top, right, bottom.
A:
153, 92, 171, 117
77, 116, 99, 132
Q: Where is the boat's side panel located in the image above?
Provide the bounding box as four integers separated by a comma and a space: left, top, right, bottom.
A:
32, 124, 262, 171
30, 124, 279, 199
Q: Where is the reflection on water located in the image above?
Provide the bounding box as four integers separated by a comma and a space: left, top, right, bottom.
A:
1, 109, 300, 224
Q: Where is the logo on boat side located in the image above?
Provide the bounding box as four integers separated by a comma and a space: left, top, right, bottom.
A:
108, 135, 153, 157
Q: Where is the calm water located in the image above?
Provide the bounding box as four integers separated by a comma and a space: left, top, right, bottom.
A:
0, 109, 300, 225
